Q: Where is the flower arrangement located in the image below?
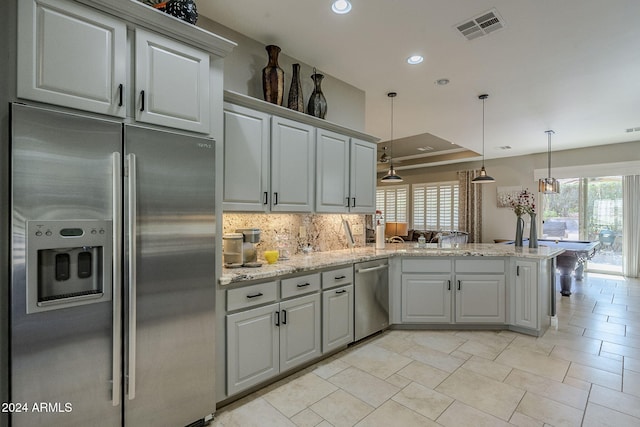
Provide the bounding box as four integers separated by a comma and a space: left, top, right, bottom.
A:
507, 189, 536, 216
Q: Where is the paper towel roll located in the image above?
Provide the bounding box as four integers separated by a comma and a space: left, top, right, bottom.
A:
375, 224, 385, 249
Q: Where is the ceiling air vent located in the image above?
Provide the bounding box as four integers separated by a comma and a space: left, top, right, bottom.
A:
456, 9, 505, 41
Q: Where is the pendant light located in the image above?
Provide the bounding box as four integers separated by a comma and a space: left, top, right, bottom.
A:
471, 94, 495, 184
381, 92, 403, 182
538, 130, 560, 193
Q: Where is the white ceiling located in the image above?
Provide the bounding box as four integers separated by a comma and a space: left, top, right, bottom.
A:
198, 0, 640, 167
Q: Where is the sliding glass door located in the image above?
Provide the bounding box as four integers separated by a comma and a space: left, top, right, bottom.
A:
542, 176, 623, 274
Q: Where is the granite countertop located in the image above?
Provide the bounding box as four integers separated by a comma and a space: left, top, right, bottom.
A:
219, 243, 565, 285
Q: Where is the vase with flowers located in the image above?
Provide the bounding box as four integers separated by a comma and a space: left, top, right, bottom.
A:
506, 189, 537, 248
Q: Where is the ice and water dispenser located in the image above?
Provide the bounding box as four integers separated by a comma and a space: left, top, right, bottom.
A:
26, 219, 112, 313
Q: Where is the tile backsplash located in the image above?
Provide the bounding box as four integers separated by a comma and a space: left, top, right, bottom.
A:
223, 213, 366, 258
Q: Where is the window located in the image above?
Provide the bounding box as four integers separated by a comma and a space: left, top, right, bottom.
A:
412, 182, 459, 230
376, 185, 408, 223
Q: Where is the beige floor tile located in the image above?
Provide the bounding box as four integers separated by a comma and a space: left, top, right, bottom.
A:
449, 349, 473, 360
354, 400, 439, 427
408, 330, 467, 353
538, 329, 603, 353
516, 392, 584, 427
310, 389, 373, 427
563, 376, 593, 391
370, 331, 416, 354
569, 315, 626, 336
454, 330, 515, 347
589, 384, 640, 418
327, 367, 400, 408
550, 345, 623, 374
312, 357, 350, 379
391, 381, 453, 420
600, 350, 624, 361
584, 328, 640, 348
509, 411, 545, 427
396, 360, 450, 389
593, 302, 631, 317
602, 340, 640, 357
290, 408, 324, 427
461, 355, 512, 381
582, 402, 640, 427
455, 337, 509, 360
435, 367, 524, 420
340, 342, 412, 379
567, 362, 622, 390
315, 421, 333, 427
262, 372, 338, 418
494, 347, 570, 382
402, 343, 466, 373
626, 356, 640, 373
624, 369, 640, 398
213, 397, 297, 427
384, 373, 411, 388
504, 368, 589, 410
436, 400, 512, 427
506, 335, 554, 356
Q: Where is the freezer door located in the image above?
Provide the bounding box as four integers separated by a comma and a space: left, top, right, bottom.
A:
123, 125, 216, 426
10, 103, 122, 427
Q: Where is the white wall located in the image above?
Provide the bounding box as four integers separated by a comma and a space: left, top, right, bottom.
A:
197, 16, 367, 132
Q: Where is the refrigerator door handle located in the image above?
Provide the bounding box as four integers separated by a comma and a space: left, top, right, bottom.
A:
112, 153, 122, 406
127, 153, 137, 400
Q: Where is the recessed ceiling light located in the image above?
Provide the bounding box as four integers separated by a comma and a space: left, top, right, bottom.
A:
435, 78, 450, 86
331, 0, 352, 14
407, 55, 424, 65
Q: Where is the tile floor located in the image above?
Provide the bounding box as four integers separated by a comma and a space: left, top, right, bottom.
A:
213, 273, 640, 427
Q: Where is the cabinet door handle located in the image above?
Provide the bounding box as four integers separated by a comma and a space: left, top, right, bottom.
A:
457, 280, 461, 290
297, 282, 310, 288
517, 266, 520, 276
281, 309, 287, 325
273, 192, 278, 205
140, 90, 145, 112
352, 197, 356, 207
118, 84, 123, 107
335, 289, 346, 294
275, 311, 280, 326
263, 192, 269, 205
335, 275, 346, 280
346, 197, 350, 207
447, 280, 451, 291
246, 292, 263, 299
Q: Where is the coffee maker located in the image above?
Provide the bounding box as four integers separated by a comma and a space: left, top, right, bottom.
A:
236, 228, 261, 267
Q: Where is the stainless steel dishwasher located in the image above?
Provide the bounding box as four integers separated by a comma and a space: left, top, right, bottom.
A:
354, 259, 389, 341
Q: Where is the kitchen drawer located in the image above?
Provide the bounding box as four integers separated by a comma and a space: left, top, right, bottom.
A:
322, 265, 353, 289
455, 259, 505, 273
281, 273, 321, 299
227, 281, 278, 312
402, 258, 451, 273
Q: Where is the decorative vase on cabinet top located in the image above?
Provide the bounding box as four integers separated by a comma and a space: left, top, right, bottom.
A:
153, 0, 198, 25
287, 63, 304, 112
307, 68, 327, 119
262, 45, 285, 106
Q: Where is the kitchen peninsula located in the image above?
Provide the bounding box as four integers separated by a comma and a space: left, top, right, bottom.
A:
217, 243, 563, 403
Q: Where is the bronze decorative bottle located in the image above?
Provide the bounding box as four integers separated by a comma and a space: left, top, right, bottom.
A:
262, 45, 284, 105
287, 63, 304, 112
307, 68, 327, 119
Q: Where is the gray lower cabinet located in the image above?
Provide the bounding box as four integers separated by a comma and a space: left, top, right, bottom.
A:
322, 284, 354, 352
399, 257, 506, 324
512, 259, 539, 330
226, 276, 322, 396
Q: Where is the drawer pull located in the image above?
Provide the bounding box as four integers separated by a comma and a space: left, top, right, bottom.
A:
140, 90, 145, 112
275, 311, 280, 326
297, 282, 310, 288
457, 280, 461, 290
246, 292, 263, 299
447, 280, 451, 291
346, 197, 350, 207
118, 84, 123, 107
334, 275, 346, 280
335, 289, 347, 294
263, 191, 268, 205
281, 309, 287, 325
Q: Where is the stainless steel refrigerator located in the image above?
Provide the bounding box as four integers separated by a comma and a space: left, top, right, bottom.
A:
10, 103, 217, 426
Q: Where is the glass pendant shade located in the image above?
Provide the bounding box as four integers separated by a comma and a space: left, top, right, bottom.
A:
538, 130, 559, 193
471, 94, 495, 184
381, 92, 402, 182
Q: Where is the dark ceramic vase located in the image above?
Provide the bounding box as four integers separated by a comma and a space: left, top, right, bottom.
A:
262, 45, 285, 105
307, 69, 327, 119
162, 0, 198, 25
515, 215, 524, 247
528, 213, 538, 248
287, 63, 304, 112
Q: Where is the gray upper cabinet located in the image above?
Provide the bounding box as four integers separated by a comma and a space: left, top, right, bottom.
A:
223, 103, 270, 212
134, 29, 210, 133
316, 131, 377, 214
271, 116, 315, 212
17, 0, 127, 117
